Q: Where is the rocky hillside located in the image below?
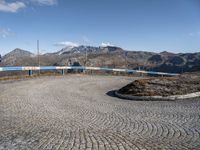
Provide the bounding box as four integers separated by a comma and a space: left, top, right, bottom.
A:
1, 46, 200, 73
1, 48, 35, 66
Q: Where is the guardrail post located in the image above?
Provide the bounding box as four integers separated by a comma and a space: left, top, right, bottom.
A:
61, 69, 64, 75
28, 70, 33, 76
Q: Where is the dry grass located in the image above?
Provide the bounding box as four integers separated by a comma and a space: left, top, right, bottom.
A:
0, 72, 63, 81
118, 73, 200, 97
134, 77, 177, 86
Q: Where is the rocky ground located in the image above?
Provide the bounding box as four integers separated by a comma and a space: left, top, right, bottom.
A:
0, 75, 200, 149
118, 73, 200, 97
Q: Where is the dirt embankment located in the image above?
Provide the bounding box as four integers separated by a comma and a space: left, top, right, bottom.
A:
118, 73, 200, 97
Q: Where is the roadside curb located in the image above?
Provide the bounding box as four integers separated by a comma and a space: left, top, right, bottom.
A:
115, 91, 200, 101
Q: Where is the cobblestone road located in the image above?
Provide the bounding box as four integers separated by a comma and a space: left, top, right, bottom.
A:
0, 75, 200, 150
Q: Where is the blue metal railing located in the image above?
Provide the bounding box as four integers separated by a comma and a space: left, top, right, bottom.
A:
0, 66, 179, 76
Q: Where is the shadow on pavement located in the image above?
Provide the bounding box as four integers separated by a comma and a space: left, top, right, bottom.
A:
106, 90, 117, 98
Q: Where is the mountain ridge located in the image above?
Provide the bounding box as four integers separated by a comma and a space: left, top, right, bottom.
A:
0, 46, 200, 73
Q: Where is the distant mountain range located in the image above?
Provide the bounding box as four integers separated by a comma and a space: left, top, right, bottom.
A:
0, 46, 200, 73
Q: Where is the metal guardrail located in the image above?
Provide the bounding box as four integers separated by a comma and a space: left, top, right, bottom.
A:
0, 66, 179, 76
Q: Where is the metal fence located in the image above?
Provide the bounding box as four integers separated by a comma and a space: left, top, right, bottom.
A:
0, 66, 179, 76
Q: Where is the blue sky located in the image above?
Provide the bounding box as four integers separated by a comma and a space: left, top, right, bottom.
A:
0, 0, 200, 55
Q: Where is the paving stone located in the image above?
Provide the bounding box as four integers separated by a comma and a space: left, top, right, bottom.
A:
0, 75, 200, 149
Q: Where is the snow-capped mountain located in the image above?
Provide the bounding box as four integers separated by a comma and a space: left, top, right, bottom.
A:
56, 45, 77, 55
56, 45, 123, 55
56, 45, 100, 55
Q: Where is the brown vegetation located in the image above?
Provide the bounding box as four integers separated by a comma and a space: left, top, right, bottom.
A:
118, 73, 200, 96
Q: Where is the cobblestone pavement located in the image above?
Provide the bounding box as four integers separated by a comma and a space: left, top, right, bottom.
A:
0, 75, 200, 150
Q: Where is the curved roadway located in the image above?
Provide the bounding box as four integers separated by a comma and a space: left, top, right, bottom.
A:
0, 75, 200, 149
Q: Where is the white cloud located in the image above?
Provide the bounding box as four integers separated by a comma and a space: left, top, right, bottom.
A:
101, 42, 115, 47
0, 0, 57, 13
0, 27, 14, 38
82, 36, 91, 44
31, 0, 57, 6
54, 41, 79, 47
0, 0, 26, 13
189, 33, 194, 36
189, 32, 200, 37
